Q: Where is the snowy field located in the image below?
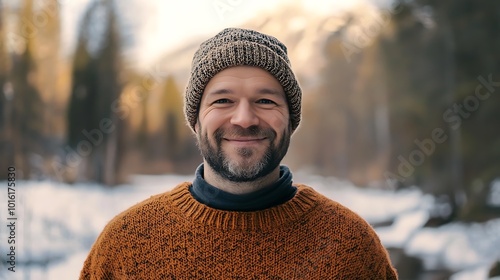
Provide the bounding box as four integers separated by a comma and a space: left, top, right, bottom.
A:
1, 175, 499, 280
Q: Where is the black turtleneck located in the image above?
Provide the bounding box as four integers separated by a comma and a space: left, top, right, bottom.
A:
189, 164, 297, 211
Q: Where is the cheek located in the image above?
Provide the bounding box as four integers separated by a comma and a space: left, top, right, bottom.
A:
199, 112, 227, 137
267, 114, 290, 143
266, 111, 289, 132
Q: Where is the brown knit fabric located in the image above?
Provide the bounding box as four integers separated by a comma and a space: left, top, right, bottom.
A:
80, 183, 398, 279
184, 28, 302, 132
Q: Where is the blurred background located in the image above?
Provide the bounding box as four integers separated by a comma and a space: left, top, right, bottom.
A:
0, 0, 499, 279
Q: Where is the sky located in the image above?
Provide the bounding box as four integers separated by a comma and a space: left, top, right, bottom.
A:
58, 0, 375, 69
2, 0, 399, 69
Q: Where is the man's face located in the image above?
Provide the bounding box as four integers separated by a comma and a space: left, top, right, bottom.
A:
196, 66, 291, 182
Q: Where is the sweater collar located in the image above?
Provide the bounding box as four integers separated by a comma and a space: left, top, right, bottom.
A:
190, 164, 297, 212
170, 183, 320, 231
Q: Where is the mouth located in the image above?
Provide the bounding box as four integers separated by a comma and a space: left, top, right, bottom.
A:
223, 137, 267, 146
224, 137, 266, 142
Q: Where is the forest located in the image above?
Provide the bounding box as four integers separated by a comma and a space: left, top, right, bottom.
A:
0, 0, 499, 225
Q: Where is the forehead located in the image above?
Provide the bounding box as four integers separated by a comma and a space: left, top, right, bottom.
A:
203, 66, 285, 96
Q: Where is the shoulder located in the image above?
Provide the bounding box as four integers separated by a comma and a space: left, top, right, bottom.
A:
295, 184, 381, 240
80, 183, 191, 278
295, 184, 397, 278
102, 182, 190, 234
296, 185, 367, 220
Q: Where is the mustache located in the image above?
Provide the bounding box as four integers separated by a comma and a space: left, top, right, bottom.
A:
214, 126, 276, 141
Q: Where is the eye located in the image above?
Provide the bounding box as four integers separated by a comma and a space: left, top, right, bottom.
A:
257, 99, 276, 105
213, 99, 232, 104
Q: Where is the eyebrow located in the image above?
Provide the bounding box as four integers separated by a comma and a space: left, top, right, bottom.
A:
206, 88, 233, 95
257, 88, 284, 95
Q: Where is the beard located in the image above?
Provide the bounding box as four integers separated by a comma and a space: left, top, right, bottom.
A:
197, 124, 290, 182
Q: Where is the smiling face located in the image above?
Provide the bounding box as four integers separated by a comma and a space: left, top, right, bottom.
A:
196, 66, 291, 182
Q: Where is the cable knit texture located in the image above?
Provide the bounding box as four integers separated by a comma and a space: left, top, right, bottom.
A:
80, 183, 398, 279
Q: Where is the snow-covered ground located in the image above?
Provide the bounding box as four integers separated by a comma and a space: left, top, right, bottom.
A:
1, 175, 499, 280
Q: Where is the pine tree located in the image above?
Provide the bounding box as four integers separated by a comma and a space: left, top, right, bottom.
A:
67, 0, 124, 185
0, 0, 7, 133
381, 0, 500, 221
35, 0, 61, 137
0, 0, 13, 179
8, 0, 45, 179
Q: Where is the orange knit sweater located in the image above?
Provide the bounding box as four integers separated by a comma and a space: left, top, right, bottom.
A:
80, 183, 398, 279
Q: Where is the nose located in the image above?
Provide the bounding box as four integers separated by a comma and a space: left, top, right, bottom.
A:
230, 101, 259, 128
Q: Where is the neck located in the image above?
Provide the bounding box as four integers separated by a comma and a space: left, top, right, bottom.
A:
203, 161, 281, 195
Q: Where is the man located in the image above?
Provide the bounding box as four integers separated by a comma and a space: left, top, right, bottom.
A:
80, 28, 398, 279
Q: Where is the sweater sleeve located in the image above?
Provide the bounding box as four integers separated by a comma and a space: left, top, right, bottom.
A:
379, 263, 399, 280
79, 236, 118, 279
358, 220, 399, 279
336, 203, 399, 279
373, 242, 398, 280
79, 219, 126, 280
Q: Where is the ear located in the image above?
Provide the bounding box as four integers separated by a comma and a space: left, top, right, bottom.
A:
194, 121, 200, 133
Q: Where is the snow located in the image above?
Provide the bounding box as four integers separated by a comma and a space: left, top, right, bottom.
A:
1, 176, 499, 280
377, 209, 430, 248
406, 219, 500, 272
450, 264, 495, 280
489, 179, 500, 207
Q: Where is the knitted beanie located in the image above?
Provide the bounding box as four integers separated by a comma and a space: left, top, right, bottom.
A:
184, 28, 302, 132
